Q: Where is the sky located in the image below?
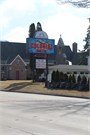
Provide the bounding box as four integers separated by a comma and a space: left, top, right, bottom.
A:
0, 0, 90, 51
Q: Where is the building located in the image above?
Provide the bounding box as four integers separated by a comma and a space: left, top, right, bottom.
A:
0, 36, 82, 80
1, 41, 31, 80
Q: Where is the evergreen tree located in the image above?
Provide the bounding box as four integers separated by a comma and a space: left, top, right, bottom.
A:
77, 74, 81, 83
56, 70, 60, 82
64, 73, 68, 82
81, 75, 87, 83
79, 24, 90, 65
37, 22, 42, 31
72, 73, 76, 83
29, 22, 43, 71
68, 74, 72, 83
52, 71, 56, 82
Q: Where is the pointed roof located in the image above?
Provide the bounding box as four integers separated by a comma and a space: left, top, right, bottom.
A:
57, 35, 65, 47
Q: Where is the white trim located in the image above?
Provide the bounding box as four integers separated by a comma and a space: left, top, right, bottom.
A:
10, 55, 26, 66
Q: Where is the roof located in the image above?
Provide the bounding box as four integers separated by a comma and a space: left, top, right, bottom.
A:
1, 41, 81, 65
49, 64, 89, 72
1, 41, 30, 64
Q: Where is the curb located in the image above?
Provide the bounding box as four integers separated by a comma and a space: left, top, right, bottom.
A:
0, 90, 90, 99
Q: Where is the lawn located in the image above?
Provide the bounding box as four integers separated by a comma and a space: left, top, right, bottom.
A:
0, 80, 90, 98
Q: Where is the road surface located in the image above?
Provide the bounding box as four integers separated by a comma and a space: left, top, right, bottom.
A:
0, 91, 90, 135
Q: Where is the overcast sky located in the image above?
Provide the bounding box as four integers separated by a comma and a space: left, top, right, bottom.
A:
0, 0, 89, 50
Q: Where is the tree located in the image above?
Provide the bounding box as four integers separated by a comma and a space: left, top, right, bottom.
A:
77, 74, 81, 83
52, 71, 56, 82
56, 0, 90, 8
68, 74, 72, 82
56, 70, 60, 82
81, 75, 87, 83
29, 22, 43, 71
79, 24, 90, 65
37, 22, 42, 31
72, 73, 76, 83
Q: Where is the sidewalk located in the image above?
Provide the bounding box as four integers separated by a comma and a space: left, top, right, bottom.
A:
0, 80, 90, 99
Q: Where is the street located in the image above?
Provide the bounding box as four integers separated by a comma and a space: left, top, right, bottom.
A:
0, 91, 90, 135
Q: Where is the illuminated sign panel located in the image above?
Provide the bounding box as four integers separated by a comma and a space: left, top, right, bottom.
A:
33, 31, 48, 39
28, 38, 54, 54
36, 59, 46, 69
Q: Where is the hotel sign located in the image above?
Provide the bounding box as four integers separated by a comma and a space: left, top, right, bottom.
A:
28, 38, 54, 54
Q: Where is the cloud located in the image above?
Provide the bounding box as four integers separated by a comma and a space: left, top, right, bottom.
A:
0, 0, 89, 51
41, 12, 88, 50
3, 25, 29, 42
0, 0, 36, 30
40, 0, 55, 7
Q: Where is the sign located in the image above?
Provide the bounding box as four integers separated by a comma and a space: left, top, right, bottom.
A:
33, 31, 48, 39
36, 59, 46, 69
35, 54, 46, 57
28, 38, 54, 54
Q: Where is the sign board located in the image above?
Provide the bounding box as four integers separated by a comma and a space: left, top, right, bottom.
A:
36, 59, 46, 69
28, 38, 54, 54
33, 31, 48, 39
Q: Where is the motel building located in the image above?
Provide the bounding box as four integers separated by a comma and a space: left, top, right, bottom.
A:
1, 31, 90, 81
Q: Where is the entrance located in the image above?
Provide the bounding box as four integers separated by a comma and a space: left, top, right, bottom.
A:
16, 70, 20, 80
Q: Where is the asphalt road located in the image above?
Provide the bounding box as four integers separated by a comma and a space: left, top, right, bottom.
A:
0, 91, 90, 135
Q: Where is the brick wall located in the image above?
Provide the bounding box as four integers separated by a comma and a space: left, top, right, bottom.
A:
8, 56, 27, 80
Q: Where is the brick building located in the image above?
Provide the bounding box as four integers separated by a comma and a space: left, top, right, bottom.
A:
0, 36, 81, 80
1, 41, 31, 80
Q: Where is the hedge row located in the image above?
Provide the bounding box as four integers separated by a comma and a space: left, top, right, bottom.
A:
52, 70, 89, 83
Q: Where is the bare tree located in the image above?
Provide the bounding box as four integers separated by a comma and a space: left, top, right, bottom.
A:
56, 0, 90, 8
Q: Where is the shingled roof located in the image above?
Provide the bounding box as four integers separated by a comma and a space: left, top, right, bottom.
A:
1, 41, 81, 65
1, 41, 30, 64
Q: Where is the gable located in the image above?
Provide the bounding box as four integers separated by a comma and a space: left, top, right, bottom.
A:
10, 55, 26, 66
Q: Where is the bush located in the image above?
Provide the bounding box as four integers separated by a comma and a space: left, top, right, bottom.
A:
68, 74, 72, 83
81, 75, 87, 83
52, 70, 56, 82
88, 77, 90, 84
72, 73, 76, 83
60, 71, 64, 82
62, 73, 68, 82
27, 77, 32, 80
77, 75, 81, 83
56, 70, 60, 82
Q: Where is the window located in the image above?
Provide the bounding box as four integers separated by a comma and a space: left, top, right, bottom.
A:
2, 66, 4, 71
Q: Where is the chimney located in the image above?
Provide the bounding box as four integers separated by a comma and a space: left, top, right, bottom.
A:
72, 42, 77, 53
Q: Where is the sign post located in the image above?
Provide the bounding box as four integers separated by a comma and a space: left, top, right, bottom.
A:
45, 54, 48, 86
27, 31, 54, 84
33, 54, 34, 83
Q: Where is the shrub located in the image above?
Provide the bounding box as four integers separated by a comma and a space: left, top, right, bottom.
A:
88, 77, 90, 84
68, 74, 72, 83
72, 73, 76, 83
59, 71, 64, 82
56, 70, 60, 82
52, 70, 56, 82
77, 75, 81, 83
27, 77, 32, 80
81, 75, 87, 83
64, 73, 68, 82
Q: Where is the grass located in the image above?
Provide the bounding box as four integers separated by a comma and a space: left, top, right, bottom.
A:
0, 80, 90, 98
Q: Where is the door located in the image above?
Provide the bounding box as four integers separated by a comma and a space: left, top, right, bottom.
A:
16, 70, 19, 80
